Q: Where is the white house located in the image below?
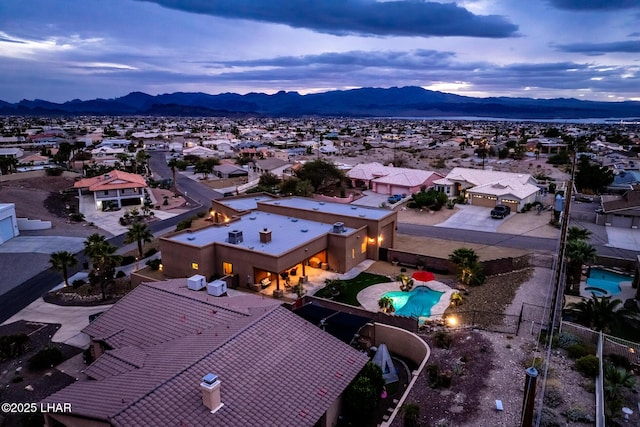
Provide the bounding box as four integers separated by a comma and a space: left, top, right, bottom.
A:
0, 204, 20, 244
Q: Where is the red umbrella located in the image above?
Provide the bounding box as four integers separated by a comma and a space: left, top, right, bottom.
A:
412, 271, 435, 282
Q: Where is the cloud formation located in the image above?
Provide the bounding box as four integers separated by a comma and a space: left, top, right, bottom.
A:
557, 41, 640, 54
138, 0, 519, 38
547, 0, 640, 10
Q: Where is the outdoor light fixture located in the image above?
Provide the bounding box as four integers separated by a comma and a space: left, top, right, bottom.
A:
447, 316, 458, 327
368, 237, 375, 243
377, 236, 383, 243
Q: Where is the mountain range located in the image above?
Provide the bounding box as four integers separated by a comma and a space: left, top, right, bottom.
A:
1, 86, 640, 119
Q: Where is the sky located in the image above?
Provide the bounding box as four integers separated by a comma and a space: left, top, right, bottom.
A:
1, 0, 639, 103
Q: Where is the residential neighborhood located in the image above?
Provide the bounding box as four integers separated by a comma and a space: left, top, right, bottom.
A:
1, 115, 640, 426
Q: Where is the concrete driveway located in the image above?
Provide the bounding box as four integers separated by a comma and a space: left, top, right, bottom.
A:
435, 205, 509, 232
0, 235, 86, 254
605, 227, 640, 251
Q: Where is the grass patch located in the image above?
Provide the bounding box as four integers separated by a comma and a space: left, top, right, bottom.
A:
315, 272, 390, 306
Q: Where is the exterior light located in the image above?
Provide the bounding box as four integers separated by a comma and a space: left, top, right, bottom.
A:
377, 236, 383, 243
447, 316, 458, 327
368, 237, 375, 243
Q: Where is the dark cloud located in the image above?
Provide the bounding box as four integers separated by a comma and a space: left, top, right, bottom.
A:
138, 0, 518, 38
0, 34, 26, 44
547, 0, 640, 10
556, 41, 640, 54
628, 32, 640, 37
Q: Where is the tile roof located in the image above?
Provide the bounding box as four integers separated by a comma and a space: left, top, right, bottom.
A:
73, 170, 147, 192
433, 167, 536, 187
602, 188, 640, 212
44, 279, 368, 426
467, 178, 541, 199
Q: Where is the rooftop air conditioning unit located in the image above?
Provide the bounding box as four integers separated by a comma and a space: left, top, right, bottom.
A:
332, 222, 345, 233
187, 274, 207, 291
207, 280, 227, 297
228, 230, 243, 244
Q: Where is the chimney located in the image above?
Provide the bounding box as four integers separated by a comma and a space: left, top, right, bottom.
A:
259, 228, 272, 244
200, 373, 223, 413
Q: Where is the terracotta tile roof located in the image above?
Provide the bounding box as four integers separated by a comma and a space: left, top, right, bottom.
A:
602, 188, 640, 213
43, 280, 368, 426
73, 170, 147, 192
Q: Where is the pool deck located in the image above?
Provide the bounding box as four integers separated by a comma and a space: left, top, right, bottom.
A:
579, 277, 636, 301
357, 279, 455, 320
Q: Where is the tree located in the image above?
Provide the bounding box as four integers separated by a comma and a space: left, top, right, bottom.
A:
343, 362, 384, 424
84, 233, 107, 261
0, 156, 18, 175
194, 157, 219, 179
575, 157, 614, 194
567, 295, 638, 333
295, 159, 344, 193
84, 236, 122, 300
567, 226, 592, 242
124, 222, 154, 259
604, 362, 635, 420
449, 248, 485, 286
378, 296, 395, 313
565, 239, 597, 293
167, 158, 179, 191
50, 251, 78, 287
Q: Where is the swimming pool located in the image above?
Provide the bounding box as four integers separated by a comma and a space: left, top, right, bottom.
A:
383, 286, 445, 318
585, 268, 631, 297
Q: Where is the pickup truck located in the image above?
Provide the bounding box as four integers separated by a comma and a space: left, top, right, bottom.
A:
490, 204, 511, 219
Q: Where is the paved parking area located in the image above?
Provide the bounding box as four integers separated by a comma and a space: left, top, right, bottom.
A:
351, 191, 394, 208
435, 205, 507, 232
605, 227, 640, 251
0, 235, 86, 254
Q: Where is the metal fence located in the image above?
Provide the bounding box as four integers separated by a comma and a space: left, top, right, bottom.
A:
434, 303, 549, 335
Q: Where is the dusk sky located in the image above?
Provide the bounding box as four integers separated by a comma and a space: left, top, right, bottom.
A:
1, 0, 639, 103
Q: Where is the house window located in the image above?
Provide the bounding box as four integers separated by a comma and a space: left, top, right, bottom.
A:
352, 248, 355, 259
104, 191, 109, 195
191, 262, 199, 270
361, 240, 367, 254
223, 262, 233, 275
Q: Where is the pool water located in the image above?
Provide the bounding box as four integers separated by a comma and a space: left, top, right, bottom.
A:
383, 286, 445, 318
586, 268, 631, 297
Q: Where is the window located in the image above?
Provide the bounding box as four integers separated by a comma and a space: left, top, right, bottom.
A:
361, 240, 367, 254
191, 262, 199, 270
352, 248, 355, 259
104, 191, 109, 195
223, 262, 233, 275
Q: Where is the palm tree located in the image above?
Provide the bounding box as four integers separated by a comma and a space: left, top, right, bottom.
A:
604, 363, 636, 420
567, 226, 592, 242
50, 251, 77, 287
566, 295, 638, 333
565, 239, 597, 293
87, 240, 122, 301
124, 222, 154, 259
378, 296, 395, 313
167, 157, 179, 191
84, 233, 107, 262
449, 248, 484, 286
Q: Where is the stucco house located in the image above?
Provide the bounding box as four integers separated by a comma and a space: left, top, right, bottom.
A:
74, 170, 147, 211
42, 279, 368, 427
0, 203, 19, 244
346, 162, 444, 195
434, 167, 541, 212
596, 186, 640, 228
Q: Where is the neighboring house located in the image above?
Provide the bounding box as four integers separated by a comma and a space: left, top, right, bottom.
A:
183, 145, 217, 158
91, 146, 126, 157
18, 154, 50, 166
608, 170, 640, 193
434, 167, 540, 212
42, 279, 368, 427
250, 157, 292, 177
213, 163, 248, 179
347, 162, 444, 195
74, 170, 147, 211
156, 196, 396, 287
597, 186, 640, 228
0, 147, 24, 159
0, 204, 19, 245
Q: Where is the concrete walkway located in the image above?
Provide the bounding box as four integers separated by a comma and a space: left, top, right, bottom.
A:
1, 298, 111, 349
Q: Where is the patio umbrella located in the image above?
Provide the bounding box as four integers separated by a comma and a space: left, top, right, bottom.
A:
412, 271, 435, 282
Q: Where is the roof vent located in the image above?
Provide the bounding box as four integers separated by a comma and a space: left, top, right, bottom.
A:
332, 222, 345, 233
200, 373, 223, 413
104, 173, 111, 180
291, 218, 298, 222
228, 230, 243, 244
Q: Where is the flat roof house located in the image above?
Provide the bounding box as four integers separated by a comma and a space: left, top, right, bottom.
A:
74, 170, 147, 211
42, 279, 369, 427
159, 196, 397, 291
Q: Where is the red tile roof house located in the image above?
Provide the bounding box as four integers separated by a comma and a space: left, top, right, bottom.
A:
42, 279, 369, 427
73, 170, 147, 211
346, 162, 444, 195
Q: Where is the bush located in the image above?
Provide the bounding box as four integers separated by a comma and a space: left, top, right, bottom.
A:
556, 332, 581, 349
606, 353, 632, 370
523, 356, 545, 371
143, 248, 158, 258
434, 331, 452, 349
146, 259, 162, 271
539, 407, 562, 427
46, 168, 64, 176
544, 386, 564, 408
28, 346, 63, 370
566, 343, 591, 359
116, 270, 126, 278
402, 403, 420, 427
575, 355, 599, 378
175, 218, 193, 231
70, 212, 85, 222
72, 279, 85, 288
120, 255, 136, 266
564, 406, 594, 423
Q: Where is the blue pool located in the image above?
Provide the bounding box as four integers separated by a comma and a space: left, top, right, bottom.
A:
585, 268, 631, 297
383, 286, 445, 318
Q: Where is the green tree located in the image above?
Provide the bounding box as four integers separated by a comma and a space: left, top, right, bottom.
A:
85, 237, 122, 300
402, 403, 421, 427
378, 296, 395, 313
295, 159, 344, 193
449, 248, 485, 286
0, 156, 18, 175
294, 179, 314, 197
84, 233, 107, 261
567, 226, 592, 242
167, 158, 179, 190
194, 157, 219, 179
575, 157, 614, 194
124, 222, 154, 259
257, 172, 281, 192
343, 362, 384, 423
567, 295, 638, 333
49, 251, 78, 287
604, 362, 635, 420
565, 239, 597, 293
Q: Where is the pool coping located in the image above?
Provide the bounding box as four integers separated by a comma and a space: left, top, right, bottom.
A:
357, 279, 455, 320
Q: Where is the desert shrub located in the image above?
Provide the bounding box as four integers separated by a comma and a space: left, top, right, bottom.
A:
72, 279, 85, 288
566, 343, 591, 359
144, 248, 158, 258
575, 355, 599, 378
539, 407, 562, 427
544, 386, 564, 408
46, 168, 63, 176
426, 364, 440, 387
120, 255, 136, 266
582, 379, 596, 393
564, 406, 594, 423
28, 346, 63, 370
146, 258, 162, 270
434, 331, 452, 349
402, 403, 420, 427
523, 356, 545, 371
0, 334, 30, 360
70, 212, 85, 222
605, 353, 632, 370
438, 369, 453, 388
175, 218, 193, 231
116, 270, 126, 278
197, 211, 206, 218
556, 332, 581, 349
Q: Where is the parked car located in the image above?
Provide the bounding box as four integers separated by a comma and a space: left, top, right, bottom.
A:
387, 194, 403, 204
490, 204, 511, 219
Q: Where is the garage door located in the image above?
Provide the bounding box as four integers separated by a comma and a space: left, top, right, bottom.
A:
611, 215, 633, 228
0, 217, 15, 243
502, 200, 519, 213
470, 194, 496, 208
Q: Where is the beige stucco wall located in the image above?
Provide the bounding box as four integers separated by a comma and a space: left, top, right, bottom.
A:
160, 238, 216, 279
